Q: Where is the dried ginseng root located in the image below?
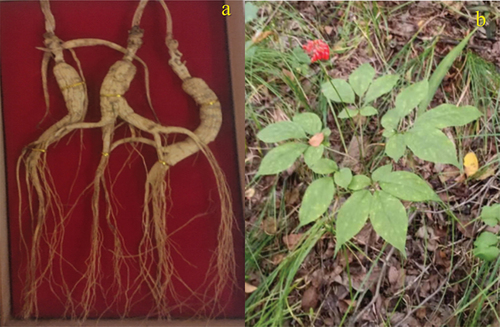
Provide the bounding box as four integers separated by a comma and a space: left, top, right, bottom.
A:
17, 0, 88, 319
19, 0, 236, 319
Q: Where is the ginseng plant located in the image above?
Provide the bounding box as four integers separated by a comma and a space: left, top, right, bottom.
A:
17, 0, 236, 319
256, 62, 482, 257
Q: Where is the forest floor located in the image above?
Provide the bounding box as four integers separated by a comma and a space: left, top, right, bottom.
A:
245, 2, 500, 327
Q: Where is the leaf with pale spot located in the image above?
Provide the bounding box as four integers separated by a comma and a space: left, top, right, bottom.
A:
386, 133, 406, 162
381, 109, 400, 131
257, 121, 307, 143
349, 63, 375, 97
364, 74, 399, 104
359, 106, 378, 117
257, 143, 308, 175
394, 80, 429, 118
348, 175, 371, 191
310, 158, 338, 174
371, 164, 392, 182
304, 145, 324, 167
335, 190, 372, 255
338, 109, 358, 119
334, 168, 353, 189
405, 127, 459, 167
413, 104, 482, 130
321, 79, 355, 104
293, 113, 323, 135
370, 191, 408, 256
378, 171, 438, 202
299, 177, 335, 226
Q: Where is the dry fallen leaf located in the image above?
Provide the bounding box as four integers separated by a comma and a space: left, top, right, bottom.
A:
252, 30, 274, 44
245, 188, 255, 199
301, 287, 319, 311
283, 233, 303, 250
464, 151, 479, 177
245, 282, 257, 293
262, 218, 277, 235
308, 132, 324, 147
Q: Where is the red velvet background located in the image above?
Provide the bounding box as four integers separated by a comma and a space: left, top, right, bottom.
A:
0, 0, 243, 319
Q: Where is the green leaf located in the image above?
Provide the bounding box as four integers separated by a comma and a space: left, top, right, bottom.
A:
405, 127, 459, 167
245, 2, 259, 23
364, 74, 399, 104
257, 143, 308, 175
257, 121, 307, 143
473, 246, 500, 262
304, 145, 324, 167
334, 168, 353, 189
359, 106, 378, 117
299, 177, 335, 226
335, 190, 372, 255
481, 204, 500, 226
413, 104, 482, 130
321, 127, 332, 137
370, 191, 408, 256
310, 158, 338, 174
349, 63, 376, 97
381, 109, 400, 131
321, 79, 355, 104
338, 109, 359, 119
394, 80, 429, 118
378, 171, 438, 202
385, 134, 406, 162
348, 175, 371, 191
419, 31, 475, 115
293, 113, 323, 135
474, 232, 498, 248
372, 164, 392, 182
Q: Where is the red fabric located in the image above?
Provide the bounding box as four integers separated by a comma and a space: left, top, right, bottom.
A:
0, 1, 243, 318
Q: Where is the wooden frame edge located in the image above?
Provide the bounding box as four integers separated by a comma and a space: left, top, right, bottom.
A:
0, 68, 12, 326
225, 0, 245, 202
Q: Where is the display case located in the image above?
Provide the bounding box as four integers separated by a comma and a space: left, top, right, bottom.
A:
0, 1, 244, 325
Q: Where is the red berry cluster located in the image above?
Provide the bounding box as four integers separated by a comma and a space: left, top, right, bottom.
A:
302, 40, 330, 63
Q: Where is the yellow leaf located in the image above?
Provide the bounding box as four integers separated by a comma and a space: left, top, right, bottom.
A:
245, 282, 257, 293
464, 152, 479, 177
